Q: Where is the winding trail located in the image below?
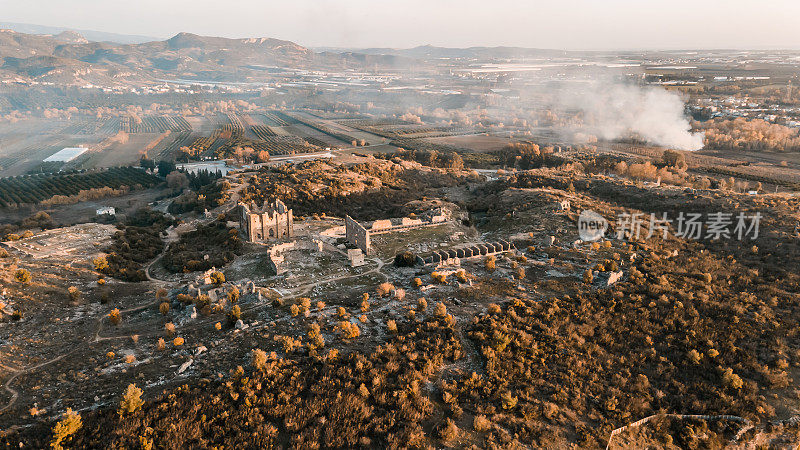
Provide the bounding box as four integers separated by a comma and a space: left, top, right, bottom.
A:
0, 231, 182, 417
0, 288, 170, 416
0, 183, 394, 420
0, 350, 80, 415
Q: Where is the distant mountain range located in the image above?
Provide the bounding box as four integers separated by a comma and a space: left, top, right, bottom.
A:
0, 27, 593, 87
0, 30, 324, 85
0, 22, 160, 44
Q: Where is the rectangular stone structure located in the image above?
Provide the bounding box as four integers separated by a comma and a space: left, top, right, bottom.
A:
345, 215, 371, 255
401, 217, 423, 227
371, 219, 392, 231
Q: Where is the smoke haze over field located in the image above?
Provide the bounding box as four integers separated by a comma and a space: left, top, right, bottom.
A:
556, 81, 705, 151
436, 73, 707, 151
395, 75, 706, 151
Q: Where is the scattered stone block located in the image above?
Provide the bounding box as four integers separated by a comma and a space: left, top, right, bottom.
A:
347, 248, 366, 267
178, 359, 193, 374
605, 271, 624, 286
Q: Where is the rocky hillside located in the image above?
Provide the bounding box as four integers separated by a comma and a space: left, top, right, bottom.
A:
0, 30, 317, 85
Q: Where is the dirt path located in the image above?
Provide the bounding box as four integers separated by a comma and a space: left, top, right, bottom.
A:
0, 348, 82, 415
0, 246, 177, 418
0, 206, 390, 418
0, 179, 246, 417
290, 257, 387, 297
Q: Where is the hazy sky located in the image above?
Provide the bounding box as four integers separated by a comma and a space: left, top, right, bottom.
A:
2, 0, 800, 49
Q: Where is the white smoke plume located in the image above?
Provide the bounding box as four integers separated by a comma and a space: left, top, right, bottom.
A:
555, 81, 704, 151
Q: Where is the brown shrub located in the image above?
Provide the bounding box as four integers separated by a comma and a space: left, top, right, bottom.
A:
108, 308, 121, 325
376, 283, 395, 297
118, 384, 144, 416
473, 414, 491, 432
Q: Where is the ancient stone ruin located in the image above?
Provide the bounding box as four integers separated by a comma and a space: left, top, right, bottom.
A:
421, 240, 515, 266
347, 248, 366, 267
345, 215, 371, 255
344, 208, 450, 255
239, 200, 294, 243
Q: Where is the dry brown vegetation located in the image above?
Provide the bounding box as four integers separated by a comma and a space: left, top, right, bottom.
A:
700, 118, 800, 152
163, 220, 242, 273
2, 146, 800, 448
461, 168, 800, 446
239, 159, 478, 220
2, 316, 463, 448
99, 208, 174, 281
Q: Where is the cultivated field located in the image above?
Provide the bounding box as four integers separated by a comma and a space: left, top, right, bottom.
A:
427, 134, 512, 152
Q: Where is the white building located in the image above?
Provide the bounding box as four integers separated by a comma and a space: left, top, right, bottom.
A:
44, 147, 88, 163
96, 207, 116, 216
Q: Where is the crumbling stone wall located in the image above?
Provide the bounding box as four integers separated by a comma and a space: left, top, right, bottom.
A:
345, 215, 371, 255
240, 200, 294, 242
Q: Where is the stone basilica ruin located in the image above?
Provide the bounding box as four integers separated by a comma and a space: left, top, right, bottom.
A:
239, 200, 294, 243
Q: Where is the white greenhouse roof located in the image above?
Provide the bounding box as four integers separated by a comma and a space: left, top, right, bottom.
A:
44, 147, 88, 162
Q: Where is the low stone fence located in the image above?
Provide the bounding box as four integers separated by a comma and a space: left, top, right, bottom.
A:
368, 219, 449, 236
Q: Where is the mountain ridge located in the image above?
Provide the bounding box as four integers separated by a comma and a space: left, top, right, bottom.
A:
0, 21, 160, 44
0, 30, 317, 85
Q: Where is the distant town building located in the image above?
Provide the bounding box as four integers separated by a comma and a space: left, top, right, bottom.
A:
176, 160, 232, 176
96, 207, 116, 216
239, 200, 293, 242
